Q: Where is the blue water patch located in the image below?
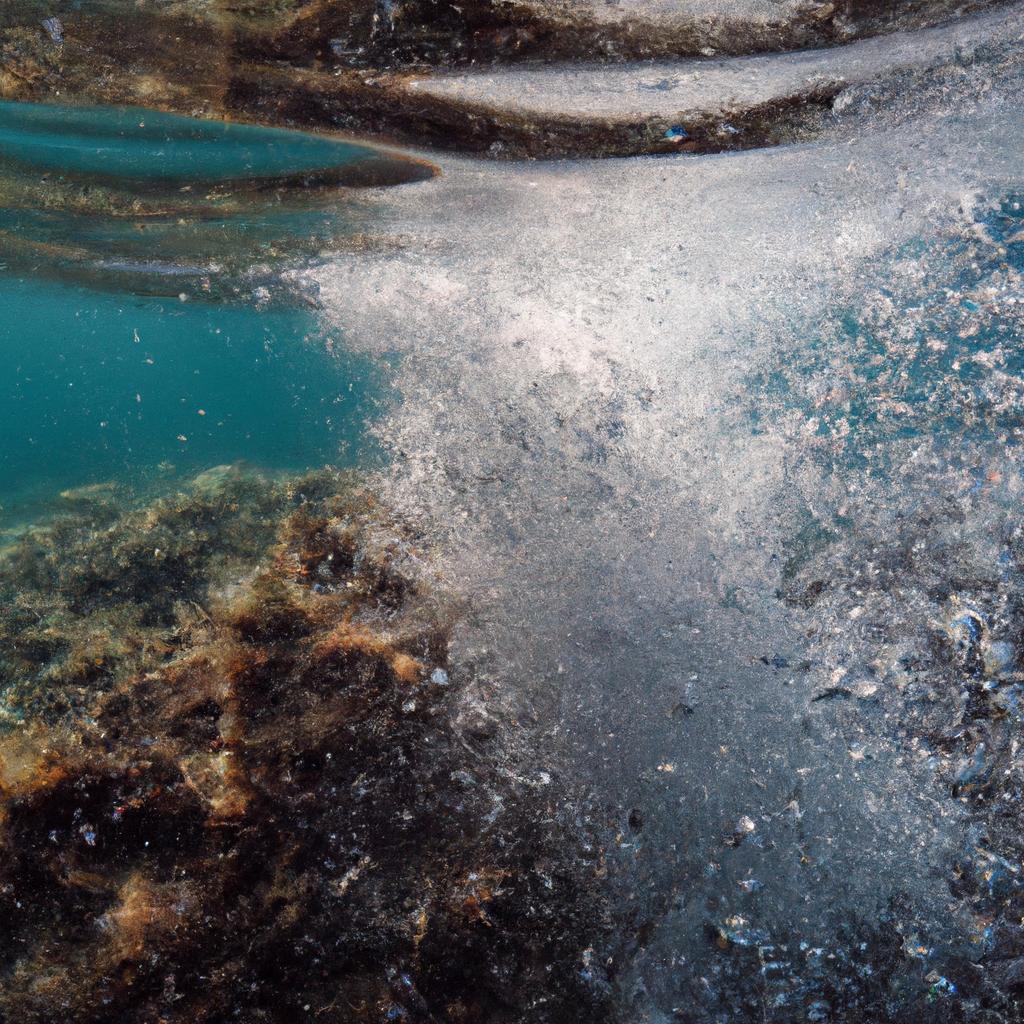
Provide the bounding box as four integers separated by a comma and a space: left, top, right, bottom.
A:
0, 273, 389, 519
0, 196, 358, 299
0, 101, 420, 522
748, 194, 1024, 473
0, 99, 423, 187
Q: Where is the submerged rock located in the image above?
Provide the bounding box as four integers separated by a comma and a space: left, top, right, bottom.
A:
39, 15, 62, 44
0, 468, 611, 1022
745, 193, 1024, 1020
0, 0, 1016, 158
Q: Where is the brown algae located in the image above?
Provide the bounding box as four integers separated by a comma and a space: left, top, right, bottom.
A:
0, 467, 610, 1022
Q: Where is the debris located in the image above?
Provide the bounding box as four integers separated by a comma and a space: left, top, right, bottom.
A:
40, 17, 63, 44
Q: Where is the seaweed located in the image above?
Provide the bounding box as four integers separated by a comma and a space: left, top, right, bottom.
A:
0, 468, 611, 1023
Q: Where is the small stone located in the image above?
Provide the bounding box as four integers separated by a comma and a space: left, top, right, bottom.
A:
41, 17, 64, 44
462, 710, 498, 741
984, 640, 1016, 678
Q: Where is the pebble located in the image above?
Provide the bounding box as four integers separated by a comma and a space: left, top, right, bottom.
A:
41, 17, 63, 43
984, 639, 1016, 677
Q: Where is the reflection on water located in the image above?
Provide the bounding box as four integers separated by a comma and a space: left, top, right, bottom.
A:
0, 100, 422, 523
0, 100, 403, 186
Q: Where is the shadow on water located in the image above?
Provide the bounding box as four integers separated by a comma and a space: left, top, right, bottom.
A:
0, 99, 433, 524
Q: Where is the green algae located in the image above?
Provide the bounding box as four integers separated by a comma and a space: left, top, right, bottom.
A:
0, 465, 295, 724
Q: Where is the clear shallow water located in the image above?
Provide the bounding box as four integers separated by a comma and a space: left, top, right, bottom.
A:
748, 194, 1024, 472
0, 274, 387, 519
0, 101, 415, 523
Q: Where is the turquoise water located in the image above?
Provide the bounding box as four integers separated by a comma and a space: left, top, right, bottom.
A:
0, 100, 427, 187
0, 101, 415, 522
0, 198, 362, 298
1, 275, 386, 516
748, 194, 1024, 473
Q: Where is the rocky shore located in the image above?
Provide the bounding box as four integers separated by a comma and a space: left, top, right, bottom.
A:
0, 467, 611, 1022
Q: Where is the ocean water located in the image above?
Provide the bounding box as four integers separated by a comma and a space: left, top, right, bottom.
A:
0, 99, 430, 188
0, 274, 387, 517
0, 100, 417, 523
0, 100, 377, 185
747, 193, 1024, 472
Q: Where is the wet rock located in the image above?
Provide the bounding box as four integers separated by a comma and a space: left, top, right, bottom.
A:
945, 604, 986, 674
39, 15, 62, 44
991, 956, 1024, 993
0, 469, 611, 1022
984, 638, 1017, 678
459, 705, 500, 741
0, 0, 1018, 158
952, 743, 993, 795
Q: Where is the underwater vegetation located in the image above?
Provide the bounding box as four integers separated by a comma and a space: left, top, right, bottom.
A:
0, 467, 611, 1023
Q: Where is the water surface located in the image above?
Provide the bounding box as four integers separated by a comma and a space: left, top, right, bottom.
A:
0, 99, 431, 187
